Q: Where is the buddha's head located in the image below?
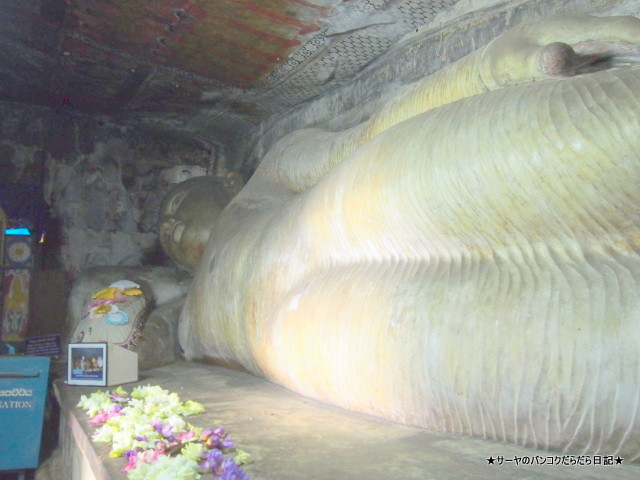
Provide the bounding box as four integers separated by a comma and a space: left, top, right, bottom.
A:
159, 173, 243, 272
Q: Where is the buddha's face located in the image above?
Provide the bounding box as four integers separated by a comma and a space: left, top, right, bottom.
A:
159, 174, 242, 272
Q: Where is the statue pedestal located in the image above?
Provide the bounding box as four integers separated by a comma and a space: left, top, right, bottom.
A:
51, 361, 639, 480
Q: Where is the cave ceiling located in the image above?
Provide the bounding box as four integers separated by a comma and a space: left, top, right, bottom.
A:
0, 0, 458, 147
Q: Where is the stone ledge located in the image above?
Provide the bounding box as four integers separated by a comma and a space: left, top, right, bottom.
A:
53, 360, 639, 480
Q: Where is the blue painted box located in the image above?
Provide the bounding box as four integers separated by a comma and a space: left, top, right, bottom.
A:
0, 356, 50, 471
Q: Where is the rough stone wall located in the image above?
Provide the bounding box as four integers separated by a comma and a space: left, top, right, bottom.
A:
242, 0, 640, 169
0, 102, 217, 277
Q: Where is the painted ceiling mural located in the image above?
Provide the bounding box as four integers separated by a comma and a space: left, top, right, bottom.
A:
0, 0, 458, 145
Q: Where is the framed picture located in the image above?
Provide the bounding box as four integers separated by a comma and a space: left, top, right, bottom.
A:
67, 342, 107, 386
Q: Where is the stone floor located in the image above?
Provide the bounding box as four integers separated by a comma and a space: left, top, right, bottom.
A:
52, 360, 639, 480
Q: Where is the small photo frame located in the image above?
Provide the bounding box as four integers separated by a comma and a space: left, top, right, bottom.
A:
67, 342, 107, 386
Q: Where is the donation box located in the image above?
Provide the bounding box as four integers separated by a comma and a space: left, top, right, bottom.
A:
0, 356, 50, 471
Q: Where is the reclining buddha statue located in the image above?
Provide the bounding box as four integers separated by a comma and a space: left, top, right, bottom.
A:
161, 15, 640, 460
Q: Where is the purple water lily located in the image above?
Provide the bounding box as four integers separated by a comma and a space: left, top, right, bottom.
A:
151, 418, 175, 441
199, 448, 224, 473
218, 458, 251, 480
201, 427, 235, 450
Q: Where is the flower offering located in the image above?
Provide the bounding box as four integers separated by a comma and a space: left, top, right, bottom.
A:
77, 385, 252, 480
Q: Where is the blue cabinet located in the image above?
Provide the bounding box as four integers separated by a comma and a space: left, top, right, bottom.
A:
0, 356, 50, 471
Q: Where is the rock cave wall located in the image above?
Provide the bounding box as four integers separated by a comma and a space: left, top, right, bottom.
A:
0, 102, 219, 277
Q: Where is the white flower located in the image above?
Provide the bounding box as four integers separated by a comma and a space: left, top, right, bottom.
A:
127, 454, 201, 480
180, 400, 205, 416
164, 414, 187, 432
77, 390, 113, 417
181, 442, 206, 462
